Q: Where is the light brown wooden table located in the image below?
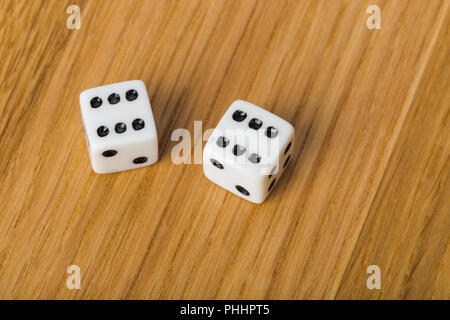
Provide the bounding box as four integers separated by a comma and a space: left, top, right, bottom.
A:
0, 0, 448, 299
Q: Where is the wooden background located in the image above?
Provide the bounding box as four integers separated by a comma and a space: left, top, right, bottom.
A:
0, 0, 448, 299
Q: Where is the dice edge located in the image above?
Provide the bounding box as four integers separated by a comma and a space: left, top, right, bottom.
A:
230, 99, 295, 132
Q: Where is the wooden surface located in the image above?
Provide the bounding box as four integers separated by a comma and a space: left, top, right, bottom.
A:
0, 0, 448, 299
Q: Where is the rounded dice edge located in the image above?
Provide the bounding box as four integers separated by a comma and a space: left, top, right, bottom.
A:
228, 100, 296, 132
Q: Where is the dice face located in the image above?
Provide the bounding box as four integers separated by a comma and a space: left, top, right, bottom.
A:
203, 100, 294, 203
80, 80, 158, 173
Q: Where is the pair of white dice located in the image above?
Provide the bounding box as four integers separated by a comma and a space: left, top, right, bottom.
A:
80, 80, 294, 203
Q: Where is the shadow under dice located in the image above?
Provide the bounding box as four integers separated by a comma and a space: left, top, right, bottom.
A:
203, 100, 295, 204
79, 80, 158, 174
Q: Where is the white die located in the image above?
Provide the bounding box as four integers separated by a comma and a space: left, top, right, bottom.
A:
203, 100, 294, 203
79, 80, 158, 174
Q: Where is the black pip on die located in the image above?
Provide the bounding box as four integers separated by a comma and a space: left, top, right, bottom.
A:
80, 80, 158, 173
203, 100, 294, 203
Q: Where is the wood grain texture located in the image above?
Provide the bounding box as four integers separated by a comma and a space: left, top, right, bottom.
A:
0, 0, 448, 299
